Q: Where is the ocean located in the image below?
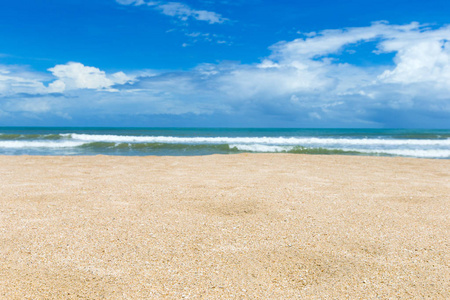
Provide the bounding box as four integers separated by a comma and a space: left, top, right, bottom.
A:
0, 127, 449, 158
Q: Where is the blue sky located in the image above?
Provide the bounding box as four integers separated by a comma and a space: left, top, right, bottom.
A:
1, 0, 450, 127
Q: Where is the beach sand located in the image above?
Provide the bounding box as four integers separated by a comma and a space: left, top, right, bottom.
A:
0, 154, 449, 299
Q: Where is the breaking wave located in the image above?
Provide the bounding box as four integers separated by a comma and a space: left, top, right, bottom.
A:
0, 131, 449, 158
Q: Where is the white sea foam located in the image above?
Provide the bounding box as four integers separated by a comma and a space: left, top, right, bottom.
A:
351, 148, 450, 158
1, 133, 448, 158
69, 133, 450, 146
230, 144, 450, 158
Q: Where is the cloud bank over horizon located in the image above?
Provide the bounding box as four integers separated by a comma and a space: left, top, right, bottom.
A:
1, 22, 450, 127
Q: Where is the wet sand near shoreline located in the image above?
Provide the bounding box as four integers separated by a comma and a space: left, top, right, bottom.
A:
0, 154, 449, 299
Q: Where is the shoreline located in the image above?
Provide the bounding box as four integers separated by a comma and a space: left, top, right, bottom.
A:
1, 152, 449, 159
1, 154, 449, 298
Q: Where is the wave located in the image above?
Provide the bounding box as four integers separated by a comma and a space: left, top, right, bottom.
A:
68, 133, 450, 147
229, 144, 361, 155
353, 148, 450, 158
232, 145, 450, 158
2, 132, 448, 146
1, 140, 448, 158
0, 132, 449, 158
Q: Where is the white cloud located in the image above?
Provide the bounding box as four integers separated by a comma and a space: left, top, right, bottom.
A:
116, 0, 146, 4
2, 22, 450, 127
181, 30, 230, 45
270, 21, 396, 61
116, 0, 228, 24
0, 65, 48, 96
378, 27, 450, 86
47, 62, 133, 92
244, 22, 450, 100
10, 99, 52, 113
217, 64, 333, 100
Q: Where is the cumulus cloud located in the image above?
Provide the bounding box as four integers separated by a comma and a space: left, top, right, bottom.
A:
47, 62, 133, 93
116, 0, 228, 24
243, 22, 450, 102
126, 21, 450, 126
1, 22, 450, 127
265, 21, 450, 94
378, 27, 450, 86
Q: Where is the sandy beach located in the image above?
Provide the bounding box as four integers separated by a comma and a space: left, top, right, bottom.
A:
0, 154, 449, 299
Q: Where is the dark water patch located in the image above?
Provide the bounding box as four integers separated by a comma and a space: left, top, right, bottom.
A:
0, 133, 66, 140
42, 134, 66, 140
79, 142, 117, 149
396, 134, 450, 139
77, 142, 242, 155
0, 134, 22, 140
286, 147, 367, 156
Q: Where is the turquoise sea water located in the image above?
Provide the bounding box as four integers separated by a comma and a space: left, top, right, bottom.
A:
0, 127, 449, 158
